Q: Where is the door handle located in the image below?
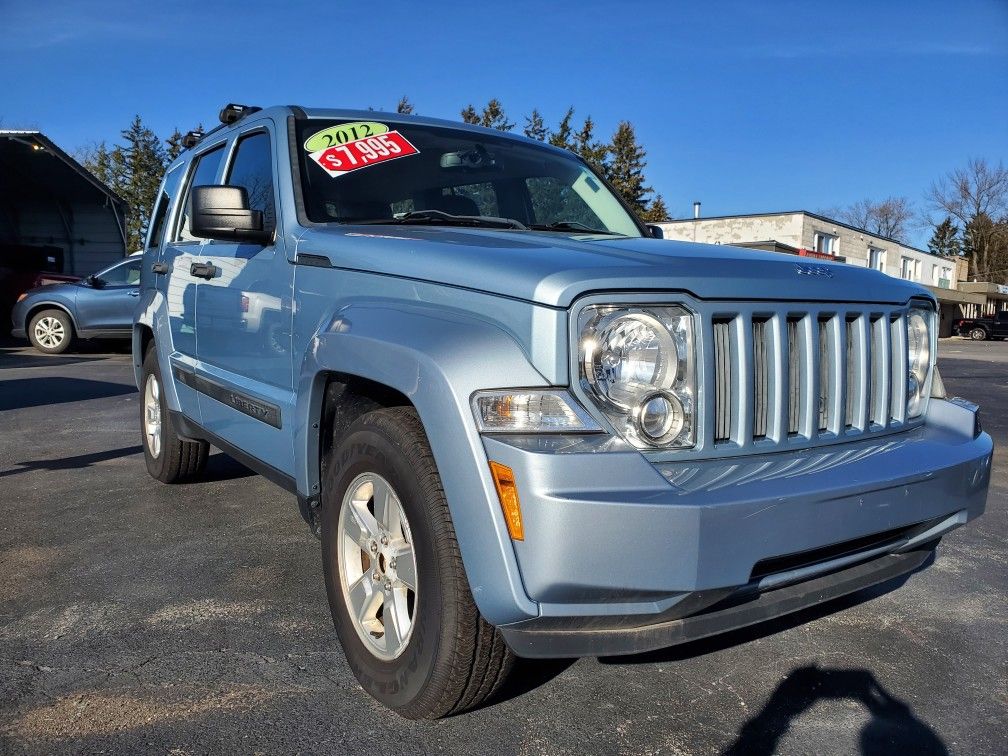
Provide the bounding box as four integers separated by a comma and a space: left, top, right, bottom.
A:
190, 262, 218, 280
129, 289, 140, 297
151, 262, 169, 274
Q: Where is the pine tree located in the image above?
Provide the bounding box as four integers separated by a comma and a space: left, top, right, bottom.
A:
607, 121, 652, 214
460, 99, 513, 131
460, 104, 480, 124
549, 107, 575, 151
574, 116, 609, 173
165, 129, 185, 162
117, 115, 167, 250
928, 216, 960, 257
396, 96, 414, 115
523, 109, 547, 141
642, 194, 670, 223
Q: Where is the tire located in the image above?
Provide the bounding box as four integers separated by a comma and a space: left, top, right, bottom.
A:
28, 309, 73, 354
141, 343, 209, 483
321, 407, 513, 719
970, 327, 988, 341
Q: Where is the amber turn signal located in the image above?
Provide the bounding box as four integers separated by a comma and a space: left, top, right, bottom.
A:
489, 461, 523, 541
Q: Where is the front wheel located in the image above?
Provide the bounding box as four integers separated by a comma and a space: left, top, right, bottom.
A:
321, 407, 513, 719
28, 309, 73, 354
141, 343, 209, 482
970, 327, 988, 341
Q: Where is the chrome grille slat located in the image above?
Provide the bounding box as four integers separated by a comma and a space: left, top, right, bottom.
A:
753, 318, 769, 439
709, 304, 905, 450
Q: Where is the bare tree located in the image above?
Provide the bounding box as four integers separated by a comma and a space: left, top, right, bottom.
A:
838, 196, 915, 242
928, 158, 1008, 280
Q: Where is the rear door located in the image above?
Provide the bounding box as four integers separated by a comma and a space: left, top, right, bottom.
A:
193, 121, 295, 475
161, 142, 228, 420
75, 257, 142, 332
995, 311, 1008, 338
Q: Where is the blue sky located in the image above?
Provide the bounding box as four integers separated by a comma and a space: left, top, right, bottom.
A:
2, 0, 1006, 246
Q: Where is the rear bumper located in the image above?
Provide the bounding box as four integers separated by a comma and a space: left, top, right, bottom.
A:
481, 398, 992, 655
501, 544, 936, 657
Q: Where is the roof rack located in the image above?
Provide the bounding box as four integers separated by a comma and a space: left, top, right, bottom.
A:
175, 103, 262, 153
219, 103, 262, 125
181, 129, 204, 149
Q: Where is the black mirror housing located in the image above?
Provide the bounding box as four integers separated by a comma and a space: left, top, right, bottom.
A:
190, 185, 272, 245
646, 224, 664, 239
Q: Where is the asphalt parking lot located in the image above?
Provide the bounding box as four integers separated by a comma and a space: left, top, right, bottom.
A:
0, 337, 1005, 754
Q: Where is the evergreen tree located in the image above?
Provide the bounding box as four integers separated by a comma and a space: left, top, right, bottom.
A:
460, 104, 480, 125
607, 121, 652, 214
523, 109, 547, 141
928, 216, 961, 257
549, 107, 576, 151
574, 116, 609, 173
396, 96, 414, 115
460, 99, 513, 131
642, 194, 671, 223
165, 129, 186, 162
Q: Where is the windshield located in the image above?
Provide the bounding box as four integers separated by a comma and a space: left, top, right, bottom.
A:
293, 118, 643, 237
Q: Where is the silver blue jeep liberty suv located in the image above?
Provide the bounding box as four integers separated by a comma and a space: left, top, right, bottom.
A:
134, 103, 992, 718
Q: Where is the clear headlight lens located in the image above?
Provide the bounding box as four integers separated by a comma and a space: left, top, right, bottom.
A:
906, 306, 934, 418
471, 390, 602, 433
579, 305, 695, 448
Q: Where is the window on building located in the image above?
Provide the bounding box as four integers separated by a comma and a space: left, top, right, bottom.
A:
813, 232, 837, 255
900, 257, 913, 280
868, 247, 885, 271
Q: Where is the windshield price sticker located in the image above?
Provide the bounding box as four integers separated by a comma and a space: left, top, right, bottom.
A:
308, 130, 419, 178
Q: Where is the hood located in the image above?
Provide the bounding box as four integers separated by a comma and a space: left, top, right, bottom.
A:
297, 226, 931, 309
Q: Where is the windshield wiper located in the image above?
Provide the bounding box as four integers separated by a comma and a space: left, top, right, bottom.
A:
354, 209, 527, 230
529, 220, 619, 235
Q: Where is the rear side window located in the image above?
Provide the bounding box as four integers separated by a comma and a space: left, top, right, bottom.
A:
174, 145, 226, 242
225, 131, 276, 234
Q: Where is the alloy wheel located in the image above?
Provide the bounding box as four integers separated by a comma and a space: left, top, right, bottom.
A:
337, 472, 418, 660
33, 316, 65, 349
144, 373, 162, 459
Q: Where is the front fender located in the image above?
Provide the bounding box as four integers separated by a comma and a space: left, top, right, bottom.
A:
298, 301, 550, 625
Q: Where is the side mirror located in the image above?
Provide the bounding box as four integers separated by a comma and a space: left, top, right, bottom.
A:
87, 274, 105, 288
190, 185, 272, 245
646, 224, 664, 239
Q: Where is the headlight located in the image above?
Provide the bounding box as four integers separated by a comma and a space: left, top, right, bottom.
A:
471, 390, 602, 433
906, 306, 934, 418
579, 305, 695, 448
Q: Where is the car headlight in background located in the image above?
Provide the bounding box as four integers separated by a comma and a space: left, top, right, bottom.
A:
471, 390, 602, 433
578, 305, 695, 448
906, 305, 935, 418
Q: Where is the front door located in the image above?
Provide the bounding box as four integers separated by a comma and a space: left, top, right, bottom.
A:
194, 123, 295, 476
76, 257, 142, 332
161, 142, 228, 421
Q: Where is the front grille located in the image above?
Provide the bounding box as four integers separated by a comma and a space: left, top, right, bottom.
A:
710, 307, 909, 448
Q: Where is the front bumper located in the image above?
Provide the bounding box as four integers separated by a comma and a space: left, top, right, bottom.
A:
482, 398, 992, 657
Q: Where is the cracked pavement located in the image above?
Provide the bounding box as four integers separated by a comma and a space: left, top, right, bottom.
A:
0, 338, 1005, 754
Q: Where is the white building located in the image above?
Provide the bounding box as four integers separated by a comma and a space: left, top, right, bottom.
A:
656, 210, 1004, 336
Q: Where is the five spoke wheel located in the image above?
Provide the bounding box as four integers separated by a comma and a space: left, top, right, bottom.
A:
338, 472, 418, 660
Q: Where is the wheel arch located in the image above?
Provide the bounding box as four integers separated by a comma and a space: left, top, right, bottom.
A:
25, 301, 78, 335
297, 301, 547, 625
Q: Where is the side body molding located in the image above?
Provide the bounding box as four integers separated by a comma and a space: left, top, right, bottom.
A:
297, 301, 549, 625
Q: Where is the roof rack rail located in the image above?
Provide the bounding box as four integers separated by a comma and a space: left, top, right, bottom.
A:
219, 103, 262, 125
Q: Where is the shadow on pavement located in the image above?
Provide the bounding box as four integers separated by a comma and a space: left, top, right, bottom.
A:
199, 452, 256, 483
723, 665, 947, 755
0, 376, 136, 411
0, 445, 143, 479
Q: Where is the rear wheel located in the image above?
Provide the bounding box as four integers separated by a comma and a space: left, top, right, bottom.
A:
970, 326, 988, 341
321, 407, 513, 719
28, 309, 73, 354
141, 343, 208, 482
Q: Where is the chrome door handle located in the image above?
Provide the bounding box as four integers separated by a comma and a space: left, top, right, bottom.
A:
129, 289, 140, 297
151, 262, 169, 274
